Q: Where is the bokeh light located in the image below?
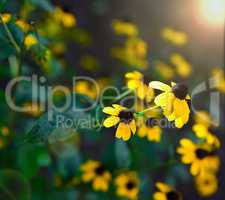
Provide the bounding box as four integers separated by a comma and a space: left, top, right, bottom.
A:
199, 0, 225, 25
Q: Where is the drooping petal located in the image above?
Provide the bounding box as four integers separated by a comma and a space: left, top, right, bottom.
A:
149, 81, 171, 92
103, 116, 120, 127
154, 93, 168, 107
129, 119, 136, 134
153, 192, 167, 200
115, 123, 131, 141
190, 161, 200, 176
175, 117, 185, 128
127, 79, 142, 90
138, 125, 147, 137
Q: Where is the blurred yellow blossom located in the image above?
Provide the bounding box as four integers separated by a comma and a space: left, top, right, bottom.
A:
170, 53, 192, 78
0, 13, 12, 23
125, 71, 154, 102
195, 173, 218, 197
73, 80, 98, 99
161, 27, 188, 46
137, 118, 161, 142
112, 19, 138, 37
155, 61, 175, 80
177, 138, 220, 176
115, 171, 139, 200
153, 182, 182, 200
53, 7, 76, 28
24, 34, 38, 49
112, 37, 148, 69
80, 160, 111, 192
16, 19, 30, 32
211, 67, 225, 93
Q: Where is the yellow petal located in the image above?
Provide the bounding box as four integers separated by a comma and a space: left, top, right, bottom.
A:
190, 161, 200, 176
149, 81, 171, 92
153, 192, 167, 200
180, 138, 195, 149
138, 125, 147, 137
129, 119, 136, 134
82, 172, 95, 182
154, 93, 167, 107
156, 182, 172, 193
103, 107, 119, 115
103, 116, 120, 127
147, 126, 161, 142
115, 123, 131, 141
125, 71, 143, 79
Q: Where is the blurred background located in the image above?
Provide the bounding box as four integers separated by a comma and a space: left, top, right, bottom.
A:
0, 0, 224, 199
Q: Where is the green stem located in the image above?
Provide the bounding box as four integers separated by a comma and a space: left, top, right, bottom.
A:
0, 14, 21, 54
113, 89, 133, 103
136, 105, 159, 116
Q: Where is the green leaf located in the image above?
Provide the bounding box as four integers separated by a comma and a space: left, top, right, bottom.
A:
17, 144, 51, 179
0, 0, 7, 12
25, 94, 95, 144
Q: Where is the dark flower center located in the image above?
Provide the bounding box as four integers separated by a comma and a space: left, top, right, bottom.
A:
195, 148, 215, 159
145, 118, 158, 128
172, 83, 188, 100
95, 165, 105, 175
208, 126, 217, 135
118, 110, 134, 124
126, 181, 136, 190
166, 191, 181, 200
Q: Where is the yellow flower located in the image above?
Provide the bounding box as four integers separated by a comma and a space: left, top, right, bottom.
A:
15, 19, 30, 32
80, 160, 111, 192
115, 171, 139, 200
125, 71, 154, 102
170, 53, 192, 78
161, 27, 188, 46
0, 13, 12, 23
155, 61, 175, 80
138, 118, 161, 142
194, 111, 212, 127
177, 139, 220, 176
153, 182, 182, 200
112, 19, 138, 37
195, 173, 218, 197
211, 67, 225, 93
111, 37, 148, 69
149, 81, 190, 128
24, 34, 38, 49
192, 124, 220, 148
53, 7, 76, 28
103, 104, 136, 141
73, 80, 97, 99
